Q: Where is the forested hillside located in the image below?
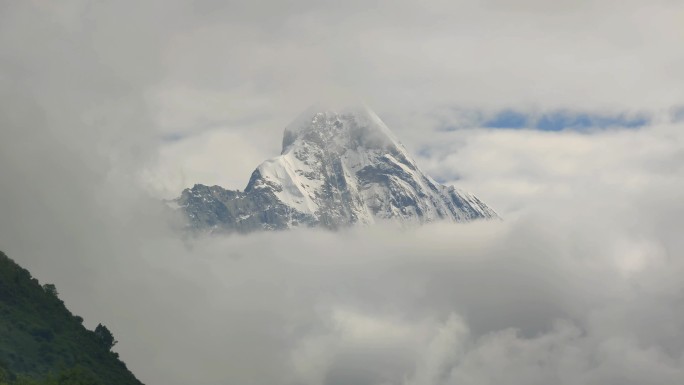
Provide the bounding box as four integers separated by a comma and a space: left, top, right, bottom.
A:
0, 251, 143, 385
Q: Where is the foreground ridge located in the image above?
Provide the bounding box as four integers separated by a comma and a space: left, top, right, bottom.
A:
174, 105, 498, 233
0, 251, 144, 385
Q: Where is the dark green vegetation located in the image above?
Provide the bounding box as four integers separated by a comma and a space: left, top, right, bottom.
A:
0, 251, 143, 385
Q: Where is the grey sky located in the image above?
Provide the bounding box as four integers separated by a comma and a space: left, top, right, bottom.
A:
1, 1, 684, 385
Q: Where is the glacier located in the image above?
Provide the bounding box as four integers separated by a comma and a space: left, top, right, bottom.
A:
174, 105, 498, 233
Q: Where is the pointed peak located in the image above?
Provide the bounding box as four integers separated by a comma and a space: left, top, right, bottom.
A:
281, 103, 402, 154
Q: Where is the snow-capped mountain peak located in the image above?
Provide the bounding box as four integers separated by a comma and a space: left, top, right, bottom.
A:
281, 104, 405, 155
175, 104, 498, 233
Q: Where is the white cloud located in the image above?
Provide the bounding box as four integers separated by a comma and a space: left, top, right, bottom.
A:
2, 1, 684, 385
85, 121, 684, 384
142, 129, 270, 198
144, 0, 684, 137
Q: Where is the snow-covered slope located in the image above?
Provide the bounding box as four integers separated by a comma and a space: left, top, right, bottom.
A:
175, 105, 498, 233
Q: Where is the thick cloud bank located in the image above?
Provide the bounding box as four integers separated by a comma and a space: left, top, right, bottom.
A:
4, 120, 684, 385
2, 1, 684, 385
123, 208, 683, 385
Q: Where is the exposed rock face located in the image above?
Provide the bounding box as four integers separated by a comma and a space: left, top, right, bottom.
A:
174, 105, 498, 233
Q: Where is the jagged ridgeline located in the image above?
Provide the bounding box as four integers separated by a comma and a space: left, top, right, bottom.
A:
174, 105, 498, 233
0, 251, 143, 385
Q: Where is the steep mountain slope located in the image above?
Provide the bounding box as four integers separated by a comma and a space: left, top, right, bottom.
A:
175, 105, 497, 233
0, 251, 143, 385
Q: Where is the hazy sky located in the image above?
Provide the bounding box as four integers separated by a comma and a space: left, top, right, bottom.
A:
1, 1, 684, 385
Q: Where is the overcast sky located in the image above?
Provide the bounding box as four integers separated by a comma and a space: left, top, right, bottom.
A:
1, 1, 684, 385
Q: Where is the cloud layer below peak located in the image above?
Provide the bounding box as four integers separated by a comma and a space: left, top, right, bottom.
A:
2, 1, 684, 385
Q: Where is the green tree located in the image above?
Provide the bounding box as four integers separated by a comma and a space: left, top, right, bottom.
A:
50, 367, 102, 385
41, 284, 58, 298
93, 325, 117, 351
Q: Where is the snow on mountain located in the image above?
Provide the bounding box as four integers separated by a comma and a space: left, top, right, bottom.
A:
174, 104, 498, 233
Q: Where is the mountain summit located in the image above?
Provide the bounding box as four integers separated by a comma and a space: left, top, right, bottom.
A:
174, 105, 498, 232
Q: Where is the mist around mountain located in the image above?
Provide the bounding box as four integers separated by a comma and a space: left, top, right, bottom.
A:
174, 105, 498, 233
0, 251, 143, 385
